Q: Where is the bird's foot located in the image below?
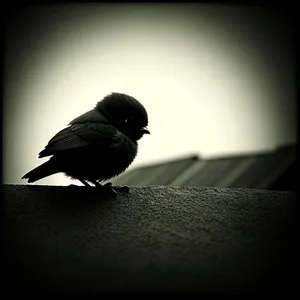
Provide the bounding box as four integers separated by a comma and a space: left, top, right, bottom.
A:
104, 182, 129, 193
115, 185, 129, 193
92, 181, 117, 198
93, 181, 129, 197
103, 182, 113, 188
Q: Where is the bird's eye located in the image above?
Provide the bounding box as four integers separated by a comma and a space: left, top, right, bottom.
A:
125, 117, 133, 123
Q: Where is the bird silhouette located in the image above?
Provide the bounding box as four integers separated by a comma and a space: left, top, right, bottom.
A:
22, 92, 150, 195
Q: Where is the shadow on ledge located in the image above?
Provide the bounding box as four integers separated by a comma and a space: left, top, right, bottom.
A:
3, 184, 297, 295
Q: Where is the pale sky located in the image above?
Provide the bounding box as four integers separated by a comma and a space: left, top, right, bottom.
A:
4, 4, 296, 186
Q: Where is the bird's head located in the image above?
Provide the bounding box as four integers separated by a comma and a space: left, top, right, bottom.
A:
96, 92, 150, 142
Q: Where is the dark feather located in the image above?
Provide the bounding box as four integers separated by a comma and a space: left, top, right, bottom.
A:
39, 123, 123, 158
22, 160, 59, 183
68, 109, 110, 125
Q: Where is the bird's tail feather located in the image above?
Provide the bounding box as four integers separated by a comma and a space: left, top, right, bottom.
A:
22, 160, 59, 183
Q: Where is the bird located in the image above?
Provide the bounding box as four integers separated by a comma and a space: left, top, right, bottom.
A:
22, 92, 150, 195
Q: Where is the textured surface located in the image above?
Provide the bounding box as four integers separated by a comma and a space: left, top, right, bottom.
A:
4, 184, 297, 294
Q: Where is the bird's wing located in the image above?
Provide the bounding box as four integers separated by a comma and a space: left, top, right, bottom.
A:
38, 122, 123, 158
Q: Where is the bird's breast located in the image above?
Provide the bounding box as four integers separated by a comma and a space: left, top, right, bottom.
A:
62, 134, 138, 181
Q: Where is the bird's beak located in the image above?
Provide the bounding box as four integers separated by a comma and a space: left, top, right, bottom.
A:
140, 127, 150, 134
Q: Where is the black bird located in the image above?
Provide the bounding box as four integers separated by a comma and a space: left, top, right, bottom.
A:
22, 92, 150, 195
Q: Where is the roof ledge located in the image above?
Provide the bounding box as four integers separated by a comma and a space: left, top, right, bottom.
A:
4, 184, 297, 294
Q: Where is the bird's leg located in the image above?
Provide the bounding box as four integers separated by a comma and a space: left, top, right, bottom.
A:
91, 180, 104, 187
69, 179, 91, 187
103, 182, 129, 193
79, 179, 91, 187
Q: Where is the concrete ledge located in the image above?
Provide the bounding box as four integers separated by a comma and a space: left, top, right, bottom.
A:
4, 184, 297, 294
